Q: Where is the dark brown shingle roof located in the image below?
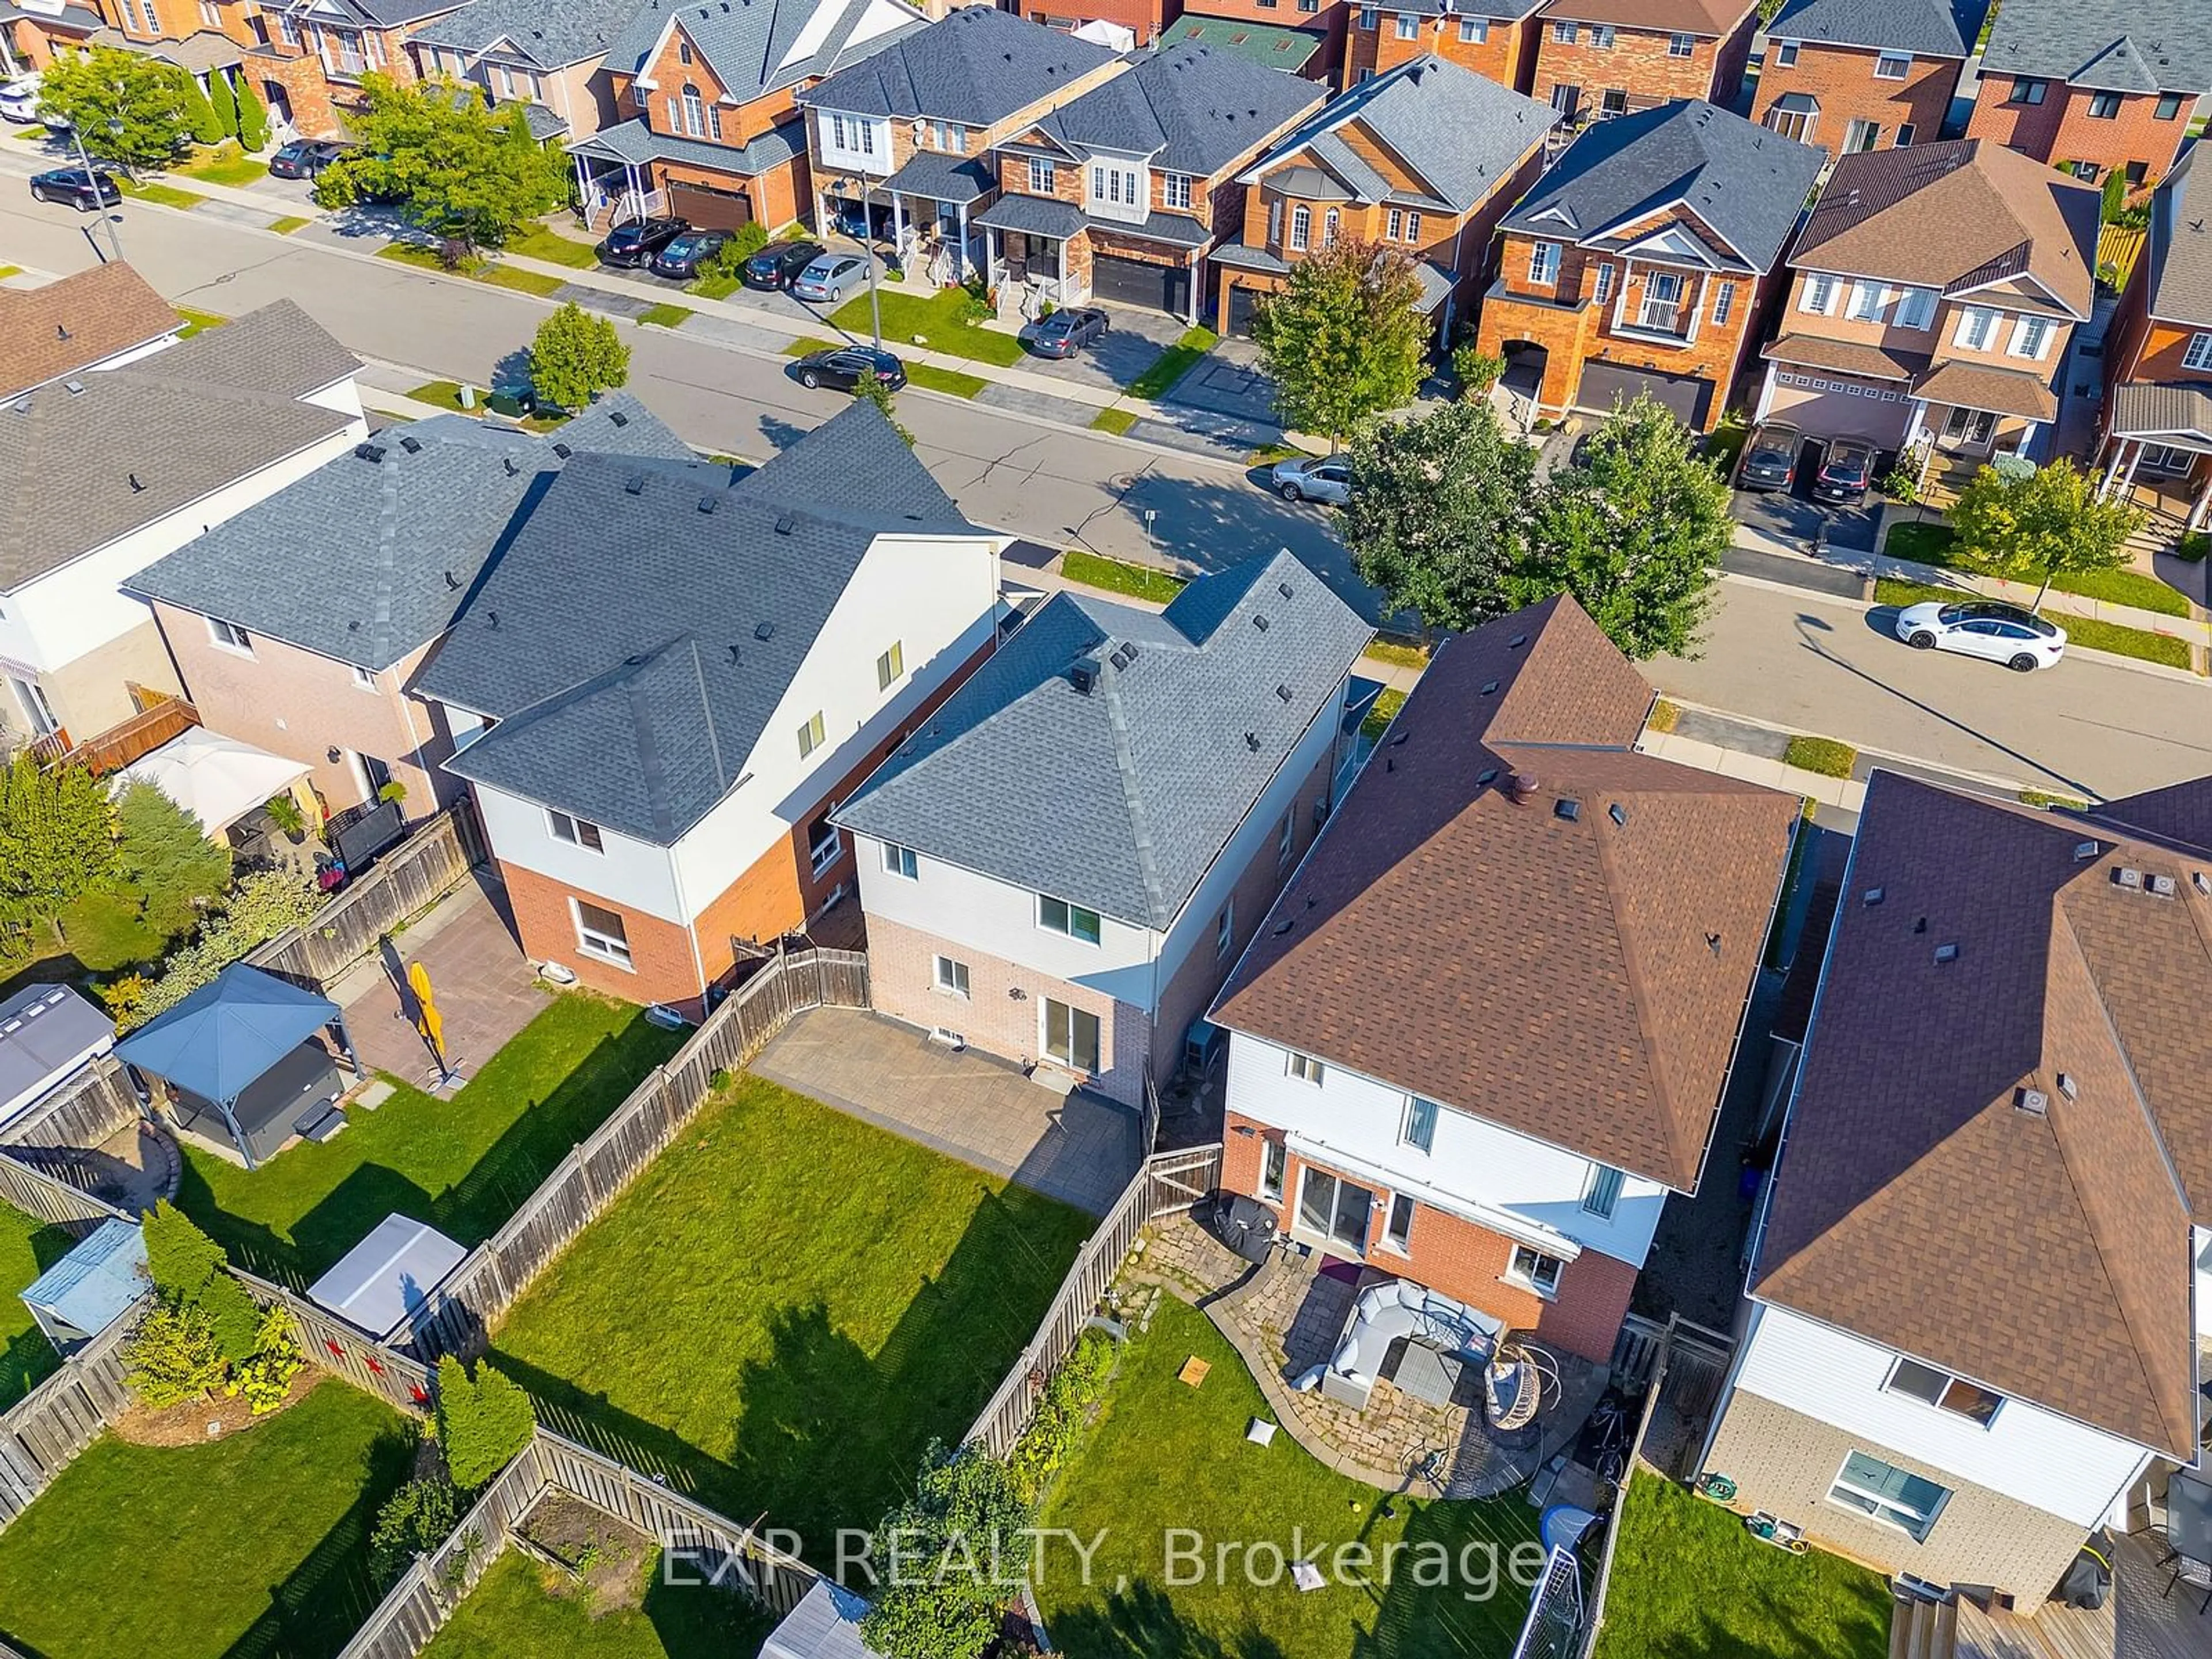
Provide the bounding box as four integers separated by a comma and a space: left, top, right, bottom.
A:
1211, 594, 1799, 1192
1753, 771, 2209, 1457
0, 263, 179, 402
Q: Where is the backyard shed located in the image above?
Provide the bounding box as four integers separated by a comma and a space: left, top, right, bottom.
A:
306, 1214, 467, 1340
0, 983, 115, 1130
763, 1581, 877, 1659
116, 963, 361, 1168
19, 1218, 147, 1357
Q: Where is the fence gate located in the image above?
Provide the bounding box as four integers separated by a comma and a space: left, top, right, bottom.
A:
1511, 1543, 1592, 1659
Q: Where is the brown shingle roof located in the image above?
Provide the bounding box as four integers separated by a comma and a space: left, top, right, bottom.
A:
1540, 0, 1753, 35
1789, 138, 2099, 317
1753, 771, 2209, 1458
1211, 594, 1799, 1192
0, 263, 180, 402
1910, 358, 2061, 421
1763, 332, 1929, 380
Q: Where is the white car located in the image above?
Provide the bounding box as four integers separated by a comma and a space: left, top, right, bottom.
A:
1272, 454, 1351, 505
1893, 599, 2066, 672
0, 79, 40, 125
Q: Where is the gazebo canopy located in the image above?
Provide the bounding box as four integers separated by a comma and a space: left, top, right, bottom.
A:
113, 728, 312, 838
116, 963, 339, 1105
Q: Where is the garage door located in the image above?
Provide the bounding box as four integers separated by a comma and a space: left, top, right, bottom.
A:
1576, 361, 1714, 430
1225, 285, 1260, 338
667, 183, 754, 233
1093, 253, 1187, 316
1765, 378, 1913, 445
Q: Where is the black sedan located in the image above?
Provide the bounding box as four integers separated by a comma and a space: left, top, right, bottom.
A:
649, 228, 731, 279
597, 214, 689, 268
268, 139, 344, 180
1737, 421, 1802, 492
1813, 436, 1877, 506
28, 166, 119, 210
791, 345, 907, 392
1027, 306, 1109, 359
742, 238, 824, 291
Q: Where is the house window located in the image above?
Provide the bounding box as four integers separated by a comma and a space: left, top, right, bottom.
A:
1403, 209, 1421, 242
876, 640, 904, 690
1884, 1358, 2003, 1425
1847, 281, 1884, 321
2184, 332, 2212, 371
1895, 286, 1936, 329
573, 899, 631, 967
1955, 306, 2000, 350
2157, 92, 2186, 121
1215, 900, 1234, 956
808, 817, 841, 878
1276, 806, 1296, 868
1323, 206, 1340, 245
351, 664, 377, 691
830, 113, 875, 156
1300, 0, 1319, 13
2006, 76, 2046, 105
938, 121, 967, 152
1029, 157, 1056, 194
1387, 206, 1403, 240
1039, 893, 1103, 945
933, 955, 970, 998
681, 84, 705, 137
1711, 279, 1736, 326
1358, 6, 1376, 27
1590, 25, 1615, 48
2010, 316, 2054, 359
1394, 12, 1417, 38
2088, 91, 2122, 119
1593, 260, 1614, 304
548, 810, 605, 853
1843, 118, 1880, 153
1163, 172, 1192, 210
1384, 1192, 1415, 1252
1285, 1050, 1324, 1085
1582, 1164, 1624, 1218
1090, 164, 1141, 206
199, 0, 220, 24
1528, 239, 1560, 284
797, 711, 826, 757
1259, 1139, 1286, 1203
1802, 273, 1836, 314
881, 842, 918, 879
276, 12, 299, 44
1772, 39, 1797, 67
1459, 16, 1486, 42
1551, 20, 1577, 43
1268, 199, 1282, 244
709, 108, 723, 140
1401, 1094, 1438, 1153
678, 38, 694, 64
209, 617, 255, 654
1296, 1168, 1374, 1253
2126, 161, 2149, 188
1668, 32, 1694, 58
1041, 997, 1100, 1072
1873, 52, 1910, 81
1639, 270, 1683, 331
1506, 1245, 1563, 1297
1600, 86, 1627, 116
1290, 204, 1310, 251
1828, 1452, 1950, 1541
1894, 123, 1915, 147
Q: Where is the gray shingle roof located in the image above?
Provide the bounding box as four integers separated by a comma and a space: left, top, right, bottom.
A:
2144, 146, 2212, 327
973, 192, 1087, 238
605, 0, 924, 108
1764, 0, 1983, 56
421, 403, 985, 844
1238, 54, 1555, 215
802, 5, 1119, 126
1037, 44, 1324, 179
129, 395, 688, 671
0, 301, 359, 592
1502, 99, 1824, 274
412, 0, 639, 66
1979, 0, 2212, 95
2108, 381, 2212, 444
837, 548, 1370, 930
570, 115, 805, 173
884, 149, 997, 203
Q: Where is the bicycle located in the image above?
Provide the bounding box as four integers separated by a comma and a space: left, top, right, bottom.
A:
1400, 1444, 1449, 1495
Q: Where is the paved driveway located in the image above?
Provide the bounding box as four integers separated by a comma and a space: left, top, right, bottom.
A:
1162, 339, 1281, 427
1009, 303, 1185, 395
751, 1007, 1141, 1215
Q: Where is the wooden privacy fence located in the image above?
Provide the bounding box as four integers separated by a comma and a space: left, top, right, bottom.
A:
0, 1306, 137, 1529
0, 1148, 132, 1232
237, 1269, 435, 1417
337, 1427, 819, 1659
0, 1052, 142, 1152
2098, 222, 2147, 287
965, 1142, 1221, 1460
403, 948, 870, 1362
246, 805, 486, 991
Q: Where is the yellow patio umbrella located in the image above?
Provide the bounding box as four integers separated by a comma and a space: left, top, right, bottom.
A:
407, 960, 446, 1070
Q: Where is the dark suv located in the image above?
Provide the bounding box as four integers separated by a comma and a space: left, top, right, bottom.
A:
1737, 422, 1801, 492
1813, 437, 1877, 506
743, 238, 824, 290
597, 215, 690, 268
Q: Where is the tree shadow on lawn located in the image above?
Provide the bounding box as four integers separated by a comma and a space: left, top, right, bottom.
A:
1049, 1580, 1291, 1659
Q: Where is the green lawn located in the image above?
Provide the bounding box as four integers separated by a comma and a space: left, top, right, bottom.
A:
421, 1550, 775, 1659
488, 1075, 1093, 1560
906, 362, 986, 399
638, 302, 695, 329
825, 288, 1025, 367
406, 379, 489, 414
1359, 687, 1406, 743
504, 222, 603, 268
1592, 1468, 1891, 1659
1, 1205, 72, 1410
1127, 327, 1217, 400
0, 1379, 414, 1659
176, 145, 268, 188
376, 242, 566, 296
1883, 521, 2189, 616
685, 271, 743, 300
270, 214, 311, 236
1090, 407, 1137, 436
1037, 1297, 1544, 1659
1061, 550, 1188, 604
176, 995, 683, 1284
1363, 639, 1427, 672
118, 177, 204, 209
1783, 735, 1857, 778
1874, 579, 2194, 669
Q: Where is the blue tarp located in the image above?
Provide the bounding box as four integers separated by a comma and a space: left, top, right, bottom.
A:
21, 1218, 146, 1343
115, 964, 340, 1105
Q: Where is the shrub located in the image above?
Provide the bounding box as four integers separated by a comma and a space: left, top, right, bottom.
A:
1452, 343, 1505, 396
436, 1354, 536, 1488
198, 1270, 265, 1366
729, 221, 769, 261
142, 1199, 227, 1304
862, 1442, 1033, 1659
116, 780, 231, 923
1784, 735, 1857, 779
209, 70, 237, 139
2179, 531, 2210, 563
130, 867, 323, 1026
229, 1305, 305, 1412
235, 76, 268, 151
370, 1475, 461, 1587
97, 973, 150, 1027
123, 1302, 227, 1407
1007, 1327, 1117, 1504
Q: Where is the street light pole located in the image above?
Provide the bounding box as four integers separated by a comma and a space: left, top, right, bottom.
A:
862, 170, 882, 352
62, 120, 123, 264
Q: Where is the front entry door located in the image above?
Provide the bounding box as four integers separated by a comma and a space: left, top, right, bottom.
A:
1941, 407, 1996, 449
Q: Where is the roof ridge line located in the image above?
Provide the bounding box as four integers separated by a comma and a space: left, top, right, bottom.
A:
369, 450, 403, 668
1589, 809, 1694, 1187
1098, 655, 1169, 929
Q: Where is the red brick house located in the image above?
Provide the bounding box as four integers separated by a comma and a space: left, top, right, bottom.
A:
1475, 97, 1824, 432
1340, 0, 1545, 96
1528, 0, 1758, 125
1211, 52, 1555, 342
1965, 0, 2210, 200
1751, 0, 1985, 160
3, 0, 104, 75
243, 0, 461, 139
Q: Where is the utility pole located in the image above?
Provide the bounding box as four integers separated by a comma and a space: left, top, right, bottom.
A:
62, 120, 123, 264
862, 171, 882, 352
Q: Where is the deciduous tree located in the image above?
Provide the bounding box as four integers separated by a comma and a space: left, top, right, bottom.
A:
0, 755, 118, 931
851, 372, 914, 446
1251, 238, 1429, 449
38, 48, 194, 171
528, 301, 628, 411
1948, 457, 2145, 607
862, 1442, 1033, 1659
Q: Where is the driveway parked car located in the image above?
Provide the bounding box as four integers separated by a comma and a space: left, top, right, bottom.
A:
790, 252, 869, 304
649, 228, 730, 279
1272, 454, 1351, 505
1026, 306, 1109, 359
742, 239, 824, 290
28, 166, 120, 210
0, 78, 39, 124
597, 215, 689, 268
791, 344, 906, 392
268, 139, 344, 179
1738, 422, 1801, 492
1893, 600, 2066, 672
1812, 437, 1877, 506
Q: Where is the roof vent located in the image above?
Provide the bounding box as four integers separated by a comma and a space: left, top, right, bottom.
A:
1245, 732, 1262, 752
55, 323, 69, 340
1705, 931, 1721, 955
775, 512, 797, 535
1508, 632, 1528, 649
127, 472, 144, 493
2015, 1086, 2048, 1118
624, 474, 646, 495
1934, 942, 1960, 964
1275, 683, 1292, 703
63, 379, 84, 395
608, 409, 630, 427
443, 570, 461, 591
728, 643, 742, 665
1481, 680, 1500, 695
1070, 657, 1099, 694
1277, 580, 1293, 600
1863, 886, 1885, 906
2073, 840, 2100, 861
552, 442, 573, 459
398, 433, 422, 454
1503, 771, 1539, 802
355, 442, 385, 463
1554, 798, 1580, 821
1252, 613, 1270, 631
1475, 767, 1499, 787
486, 609, 500, 630
502, 456, 519, 476
754, 620, 775, 641
699, 493, 718, 513
2055, 1071, 2077, 1100
1608, 802, 1626, 826
1110, 643, 1135, 671
2113, 865, 2143, 889
1272, 916, 1294, 935
2150, 873, 2178, 898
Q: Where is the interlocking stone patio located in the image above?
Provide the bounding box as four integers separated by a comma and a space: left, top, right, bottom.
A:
751, 1006, 1141, 1215
1130, 1214, 1607, 1497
